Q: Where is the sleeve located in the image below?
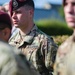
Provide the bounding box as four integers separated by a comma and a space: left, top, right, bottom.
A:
29, 35, 58, 75
43, 37, 58, 73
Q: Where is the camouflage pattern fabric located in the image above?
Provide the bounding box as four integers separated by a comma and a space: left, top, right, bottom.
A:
9, 25, 58, 75
0, 40, 39, 75
54, 34, 75, 75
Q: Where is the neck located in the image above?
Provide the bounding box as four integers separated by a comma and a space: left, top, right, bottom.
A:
20, 22, 34, 35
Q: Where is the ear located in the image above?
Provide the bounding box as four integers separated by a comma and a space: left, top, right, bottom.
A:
2, 28, 11, 42
29, 9, 34, 17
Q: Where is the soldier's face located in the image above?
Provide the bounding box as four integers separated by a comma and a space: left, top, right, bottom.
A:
64, 0, 75, 29
12, 6, 32, 30
0, 28, 11, 42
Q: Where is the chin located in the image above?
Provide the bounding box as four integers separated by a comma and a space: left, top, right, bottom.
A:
14, 24, 19, 27
68, 23, 75, 29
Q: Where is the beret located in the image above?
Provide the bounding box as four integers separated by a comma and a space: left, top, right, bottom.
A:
0, 11, 12, 29
9, 0, 34, 16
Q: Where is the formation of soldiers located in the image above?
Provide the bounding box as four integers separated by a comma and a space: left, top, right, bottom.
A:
0, 0, 75, 75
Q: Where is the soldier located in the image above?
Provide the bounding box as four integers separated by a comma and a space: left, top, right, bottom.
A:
54, 46, 75, 75
54, 0, 75, 75
0, 11, 12, 42
2, 2, 10, 15
0, 40, 39, 75
0, 6, 5, 11
8, 0, 58, 75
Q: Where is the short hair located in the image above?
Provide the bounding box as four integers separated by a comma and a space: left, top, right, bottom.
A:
24, 0, 35, 10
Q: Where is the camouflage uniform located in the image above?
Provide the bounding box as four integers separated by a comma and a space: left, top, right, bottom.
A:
0, 40, 39, 75
54, 34, 75, 75
9, 25, 58, 75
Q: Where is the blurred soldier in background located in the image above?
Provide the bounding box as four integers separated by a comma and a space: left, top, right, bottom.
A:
0, 6, 5, 11
0, 40, 39, 75
54, 0, 75, 75
54, 43, 75, 75
2, 2, 10, 15
9, 0, 58, 75
0, 11, 12, 42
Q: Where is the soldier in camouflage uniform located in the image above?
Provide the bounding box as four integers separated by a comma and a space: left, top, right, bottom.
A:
54, 44, 75, 75
0, 40, 39, 75
9, 0, 58, 75
54, 0, 75, 75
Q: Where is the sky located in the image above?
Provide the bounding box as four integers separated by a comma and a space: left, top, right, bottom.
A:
0, 0, 62, 8
34, 0, 62, 8
0, 0, 10, 4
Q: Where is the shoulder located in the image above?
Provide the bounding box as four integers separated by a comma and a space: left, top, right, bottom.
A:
54, 35, 75, 75
58, 35, 73, 53
35, 29, 58, 57
55, 36, 73, 68
36, 29, 54, 42
9, 30, 19, 42
37, 29, 58, 47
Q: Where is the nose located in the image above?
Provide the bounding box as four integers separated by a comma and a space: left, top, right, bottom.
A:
12, 12, 17, 19
66, 4, 74, 14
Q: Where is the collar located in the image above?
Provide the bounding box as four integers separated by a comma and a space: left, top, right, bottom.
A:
12, 25, 38, 46
22, 25, 38, 43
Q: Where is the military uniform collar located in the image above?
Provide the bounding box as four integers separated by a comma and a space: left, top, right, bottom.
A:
19, 25, 38, 46
23, 24, 38, 43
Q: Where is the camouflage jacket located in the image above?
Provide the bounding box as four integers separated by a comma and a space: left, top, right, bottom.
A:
54, 34, 75, 75
0, 40, 40, 75
9, 25, 58, 75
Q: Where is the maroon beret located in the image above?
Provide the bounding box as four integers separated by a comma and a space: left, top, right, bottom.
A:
9, 0, 13, 16
9, 0, 34, 16
0, 11, 12, 29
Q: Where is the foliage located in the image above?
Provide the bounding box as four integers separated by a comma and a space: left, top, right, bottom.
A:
35, 19, 73, 36
52, 35, 69, 46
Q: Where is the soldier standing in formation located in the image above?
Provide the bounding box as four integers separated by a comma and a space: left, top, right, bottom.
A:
54, 0, 75, 75
8, 0, 58, 75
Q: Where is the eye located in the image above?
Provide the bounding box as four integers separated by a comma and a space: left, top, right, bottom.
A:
64, 2, 68, 6
72, 2, 75, 6
15, 10, 21, 14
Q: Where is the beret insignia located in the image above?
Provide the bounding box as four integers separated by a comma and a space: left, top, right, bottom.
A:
13, 0, 18, 8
